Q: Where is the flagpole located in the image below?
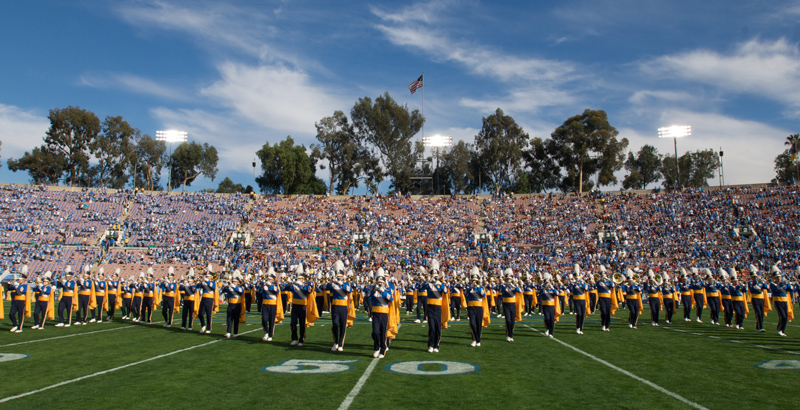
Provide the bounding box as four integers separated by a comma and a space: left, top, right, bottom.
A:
421, 70, 425, 141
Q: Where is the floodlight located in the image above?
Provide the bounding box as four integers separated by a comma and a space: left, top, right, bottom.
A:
422, 135, 453, 147
658, 126, 691, 139
156, 130, 188, 143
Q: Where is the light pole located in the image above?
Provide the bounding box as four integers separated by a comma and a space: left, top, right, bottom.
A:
658, 125, 691, 189
156, 130, 188, 192
718, 148, 724, 188
423, 135, 453, 195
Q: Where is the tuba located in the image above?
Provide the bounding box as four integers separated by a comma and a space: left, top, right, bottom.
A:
612, 272, 624, 284
654, 274, 663, 286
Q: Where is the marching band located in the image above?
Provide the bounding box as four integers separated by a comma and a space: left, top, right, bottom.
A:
3, 259, 798, 357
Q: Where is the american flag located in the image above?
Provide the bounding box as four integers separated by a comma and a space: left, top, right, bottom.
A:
408, 75, 423, 94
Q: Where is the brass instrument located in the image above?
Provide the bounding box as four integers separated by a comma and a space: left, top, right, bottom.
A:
592, 273, 601, 282
654, 274, 663, 286
612, 272, 624, 284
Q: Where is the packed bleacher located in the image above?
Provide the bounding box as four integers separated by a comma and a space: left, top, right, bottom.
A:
1, 183, 799, 281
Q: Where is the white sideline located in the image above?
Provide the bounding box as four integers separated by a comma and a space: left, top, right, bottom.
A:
0, 325, 136, 348
524, 325, 709, 410
0, 328, 261, 404
337, 358, 379, 410
664, 327, 800, 356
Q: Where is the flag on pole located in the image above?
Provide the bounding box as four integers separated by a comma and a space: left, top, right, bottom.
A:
409, 74, 423, 94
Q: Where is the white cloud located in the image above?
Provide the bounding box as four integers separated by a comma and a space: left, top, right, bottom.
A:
79, 73, 192, 101
628, 90, 695, 104
642, 37, 800, 109
0, 104, 49, 160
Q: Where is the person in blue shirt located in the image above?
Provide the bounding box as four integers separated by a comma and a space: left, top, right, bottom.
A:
414, 275, 428, 324
678, 276, 694, 322
465, 273, 486, 346
287, 274, 314, 346
704, 275, 722, 326
369, 275, 393, 359
643, 277, 661, 326
569, 277, 588, 334
661, 279, 676, 324
257, 273, 280, 342
91, 272, 107, 323
56, 271, 76, 327
690, 273, 706, 323
425, 273, 448, 353
748, 276, 767, 333
596, 273, 615, 331
770, 273, 792, 337
7, 274, 29, 333
539, 279, 559, 338
326, 271, 351, 352
622, 278, 642, 329
198, 272, 217, 334
32, 275, 53, 329
729, 277, 747, 330
76, 272, 93, 325
160, 272, 178, 327
106, 272, 121, 321
499, 274, 521, 341
179, 274, 198, 331
140, 274, 156, 324
222, 275, 244, 338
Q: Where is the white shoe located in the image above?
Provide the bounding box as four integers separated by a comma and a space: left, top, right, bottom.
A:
685, 318, 690, 322
423, 320, 427, 324
233, 334, 238, 338
290, 340, 298, 346
471, 341, 477, 347
64, 324, 71, 327
696, 318, 702, 323
368, 317, 372, 322
267, 337, 272, 341
779, 331, 787, 337
456, 318, 460, 321
427, 347, 434, 353
508, 338, 514, 342
654, 323, 659, 327
89, 319, 96, 323
433, 348, 439, 353
37, 326, 44, 330
414, 319, 421, 323
629, 324, 633, 328
55, 323, 64, 327
715, 322, 720, 326
337, 346, 343, 352
200, 326, 206, 333
332, 344, 339, 352
577, 329, 581, 334
224, 333, 231, 338
544, 330, 549, 336
378, 354, 384, 359
31, 325, 39, 330
263, 335, 269, 341
205, 330, 211, 334
10, 327, 18, 332
549, 334, 554, 338
373, 351, 380, 358
297, 343, 303, 347
181, 327, 187, 331
476, 342, 481, 347
578, 330, 583, 335
82, 322, 87, 325
97, 320, 103, 323
14, 329, 22, 333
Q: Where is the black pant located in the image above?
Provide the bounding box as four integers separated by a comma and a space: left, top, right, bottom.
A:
524, 295, 534, 314
542, 305, 556, 335
682, 295, 693, 319
664, 298, 674, 322
707, 296, 720, 323
426, 304, 442, 348
722, 298, 733, 325
182, 300, 195, 329
261, 303, 276, 337
451, 297, 462, 320
693, 293, 704, 319
256, 293, 263, 313
107, 295, 117, 319
131, 296, 142, 320
198, 298, 214, 330
244, 292, 252, 312
503, 302, 516, 338
627, 299, 640, 326
371, 312, 388, 354
93, 296, 104, 320
417, 296, 428, 320
77, 294, 91, 322
140, 297, 154, 323
162, 297, 175, 324
598, 297, 612, 329
280, 293, 289, 314
34, 300, 49, 327
226, 302, 241, 335
589, 293, 598, 313
648, 297, 661, 324
752, 298, 765, 330
291, 304, 307, 342
774, 301, 789, 333
574, 298, 586, 330
9, 300, 25, 328
467, 306, 483, 342
331, 305, 348, 346
405, 295, 414, 313
58, 296, 74, 324
733, 301, 745, 327
122, 297, 132, 317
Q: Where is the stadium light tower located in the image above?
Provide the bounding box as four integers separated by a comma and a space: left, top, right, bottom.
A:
423, 135, 453, 195
156, 130, 188, 192
658, 125, 691, 189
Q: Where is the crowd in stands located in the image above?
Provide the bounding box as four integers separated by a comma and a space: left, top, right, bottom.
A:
1, 183, 799, 281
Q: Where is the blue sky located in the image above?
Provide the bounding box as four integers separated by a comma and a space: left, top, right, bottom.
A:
1, 0, 799, 192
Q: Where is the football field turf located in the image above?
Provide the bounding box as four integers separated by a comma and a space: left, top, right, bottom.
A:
1, 302, 799, 410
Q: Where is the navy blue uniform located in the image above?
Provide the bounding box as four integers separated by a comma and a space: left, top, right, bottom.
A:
465, 284, 485, 343
257, 282, 280, 338
369, 286, 393, 355
326, 281, 352, 348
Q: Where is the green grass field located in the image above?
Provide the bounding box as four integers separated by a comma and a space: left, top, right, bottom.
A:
1, 302, 799, 410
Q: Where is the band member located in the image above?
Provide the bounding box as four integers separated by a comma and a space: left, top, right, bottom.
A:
258, 273, 281, 341
691, 273, 706, 323
140, 273, 156, 324
404, 280, 416, 314
160, 272, 179, 327
730, 278, 748, 329
287, 274, 314, 346
222, 275, 245, 338
32, 275, 54, 329
425, 273, 449, 352
569, 276, 588, 334
588, 278, 598, 314
369, 275, 393, 359
705, 275, 722, 325
326, 271, 352, 351
450, 279, 463, 321
131, 275, 144, 322
644, 277, 661, 326
56, 270, 77, 327
720, 277, 733, 327
523, 278, 536, 316
198, 272, 218, 334
596, 273, 617, 331
466, 273, 487, 346
679, 276, 694, 321
121, 278, 135, 319
7, 274, 30, 333
76, 271, 93, 325
91, 271, 106, 323
499, 274, 521, 341
539, 279, 560, 337
661, 280, 676, 324
180, 274, 198, 331
414, 276, 428, 324
243, 275, 254, 313
748, 275, 768, 333
770, 273, 793, 337
106, 271, 121, 321
623, 278, 642, 329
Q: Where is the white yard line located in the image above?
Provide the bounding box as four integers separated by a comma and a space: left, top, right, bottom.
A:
337, 358, 380, 410
0, 328, 261, 404
523, 325, 709, 410
663, 326, 800, 356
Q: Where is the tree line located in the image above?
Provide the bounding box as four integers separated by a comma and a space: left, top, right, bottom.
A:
3, 100, 798, 194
